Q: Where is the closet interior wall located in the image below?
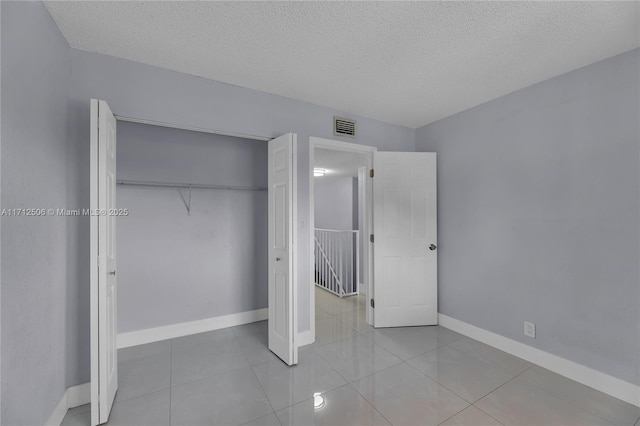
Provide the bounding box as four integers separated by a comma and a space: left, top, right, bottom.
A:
116, 121, 268, 334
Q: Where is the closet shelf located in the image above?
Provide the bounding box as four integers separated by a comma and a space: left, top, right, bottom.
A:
116, 179, 267, 192
116, 179, 267, 216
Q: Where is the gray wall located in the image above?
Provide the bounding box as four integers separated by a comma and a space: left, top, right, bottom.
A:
66, 46, 415, 386
314, 177, 356, 230
1, 2, 72, 424
116, 122, 268, 332
416, 49, 640, 385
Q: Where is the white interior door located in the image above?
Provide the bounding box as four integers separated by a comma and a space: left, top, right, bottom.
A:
268, 133, 298, 365
373, 152, 437, 327
90, 99, 118, 425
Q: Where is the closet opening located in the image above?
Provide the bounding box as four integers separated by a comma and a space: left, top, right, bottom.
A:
115, 120, 270, 342
91, 100, 297, 424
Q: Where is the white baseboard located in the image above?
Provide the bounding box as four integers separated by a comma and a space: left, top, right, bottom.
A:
117, 308, 268, 349
297, 329, 314, 347
44, 392, 68, 426
45, 382, 91, 426
67, 383, 91, 408
438, 314, 640, 407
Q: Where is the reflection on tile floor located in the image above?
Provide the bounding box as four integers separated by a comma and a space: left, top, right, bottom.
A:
62, 287, 639, 426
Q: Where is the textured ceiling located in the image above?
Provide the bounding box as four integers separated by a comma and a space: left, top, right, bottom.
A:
44, 1, 639, 128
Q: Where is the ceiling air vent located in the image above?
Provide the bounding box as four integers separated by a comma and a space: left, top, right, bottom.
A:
334, 116, 356, 138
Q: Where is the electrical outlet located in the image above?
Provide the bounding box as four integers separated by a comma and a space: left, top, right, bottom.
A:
524, 321, 536, 338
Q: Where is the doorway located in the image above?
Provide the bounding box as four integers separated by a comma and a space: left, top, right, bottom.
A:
308, 137, 376, 344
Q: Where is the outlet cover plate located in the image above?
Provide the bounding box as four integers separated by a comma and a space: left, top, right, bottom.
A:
524, 321, 536, 338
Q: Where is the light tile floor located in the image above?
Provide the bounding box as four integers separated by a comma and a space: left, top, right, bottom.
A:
62, 287, 639, 426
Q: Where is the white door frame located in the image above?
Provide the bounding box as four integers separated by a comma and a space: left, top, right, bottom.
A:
309, 137, 377, 336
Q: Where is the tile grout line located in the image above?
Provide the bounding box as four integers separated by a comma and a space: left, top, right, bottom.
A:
251, 347, 346, 414
312, 296, 395, 424
237, 328, 280, 421
168, 332, 251, 390
112, 344, 173, 405
245, 365, 279, 424
409, 338, 512, 425
314, 334, 430, 425
396, 332, 547, 408
511, 367, 635, 426
321, 297, 502, 425
311, 315, 360, 349
168, 328, 274, 426
174, 326, 277, 425
399, 339, 517, 425
401, 357, 474, 412
237, 323, 290, 424
404, 343, 527, 405
315, 296, 480, 424
167, 363, 251, 391
469, 404, 506, 426
475, 363, 535, 400
360, 332, 486, 423
438, 336, 536, 379
229, 325, 281, 424
345, 381, 396, 426
466, 365, 536, 426
435, 405, 474, 426
311, 335, 397, 386
313, 339, 403, 385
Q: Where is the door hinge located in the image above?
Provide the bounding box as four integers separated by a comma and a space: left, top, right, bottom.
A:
370, 298, 375, 308
370, 234, 374, 243
369, 169, 374, 178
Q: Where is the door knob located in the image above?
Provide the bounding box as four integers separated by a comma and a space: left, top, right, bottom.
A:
276, 257, 282, 262
108, 270, 116, 276
429, 244, 437, 251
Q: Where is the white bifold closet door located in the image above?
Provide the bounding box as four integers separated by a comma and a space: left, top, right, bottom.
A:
90, 99, 118, 425
268, 133, 298, 366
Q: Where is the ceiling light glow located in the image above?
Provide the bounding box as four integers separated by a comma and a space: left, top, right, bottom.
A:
313, 392, 326, 410
314, 168, 326, 177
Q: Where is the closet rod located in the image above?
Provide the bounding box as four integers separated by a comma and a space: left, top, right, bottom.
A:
116, 179, 267, 192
